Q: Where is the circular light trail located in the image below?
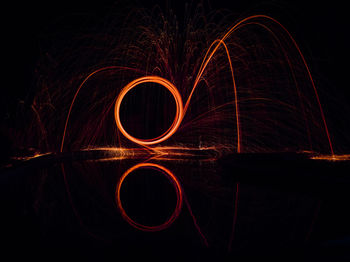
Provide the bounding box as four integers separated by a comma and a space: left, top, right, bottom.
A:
115, 163, 183, 232
114, 76, 183, 145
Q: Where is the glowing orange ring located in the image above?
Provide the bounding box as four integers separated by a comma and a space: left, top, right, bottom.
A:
115, 163, 183, 232
114, 76, 183, 145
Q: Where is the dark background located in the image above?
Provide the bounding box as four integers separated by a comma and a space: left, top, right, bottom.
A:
1, 2, 350, 260
2, 0, 350, 156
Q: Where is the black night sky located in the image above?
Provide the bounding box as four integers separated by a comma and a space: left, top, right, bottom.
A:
1, 1, 350, 261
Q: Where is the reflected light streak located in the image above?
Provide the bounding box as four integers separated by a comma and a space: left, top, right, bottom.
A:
83, 146, 221, 161
115, 163, 183, 231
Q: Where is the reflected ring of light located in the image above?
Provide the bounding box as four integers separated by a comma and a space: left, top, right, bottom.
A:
115, 163, 183, 231
114, 76, 183, 145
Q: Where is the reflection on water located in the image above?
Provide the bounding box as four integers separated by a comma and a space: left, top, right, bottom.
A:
1, 151, 350, 260
115, 163, 183, 232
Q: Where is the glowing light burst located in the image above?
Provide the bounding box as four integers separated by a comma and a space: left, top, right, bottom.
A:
56, 14, 334, 155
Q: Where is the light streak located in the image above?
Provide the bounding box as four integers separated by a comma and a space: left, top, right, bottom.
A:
228, 182, 239, 251
60, 66, 142, 153
311, 154, 350, 161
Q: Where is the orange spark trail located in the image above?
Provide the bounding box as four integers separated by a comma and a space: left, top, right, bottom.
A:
60, 66, 142, 153
219, 15, 334, 154
183, 39, 241, 153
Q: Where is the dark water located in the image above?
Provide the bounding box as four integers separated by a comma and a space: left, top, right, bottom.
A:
1, 152, 350, 261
